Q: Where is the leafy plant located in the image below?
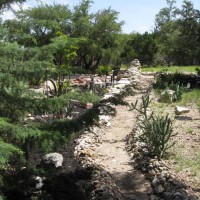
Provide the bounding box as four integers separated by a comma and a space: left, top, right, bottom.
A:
168, 81, 183, 101
195, 67, 200, 76
154, 72, 199, 89
160, 81, 183, 102
0, 139, 23, 169
96, 65, 112, 76
130, 95, 176, 158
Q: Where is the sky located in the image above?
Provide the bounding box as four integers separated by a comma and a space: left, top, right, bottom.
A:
2, 0, 200, 34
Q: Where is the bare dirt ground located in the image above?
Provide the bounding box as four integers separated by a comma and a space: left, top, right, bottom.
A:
92, 75, 155, 199
150, 90, 200, 194
157, 101, 200, 196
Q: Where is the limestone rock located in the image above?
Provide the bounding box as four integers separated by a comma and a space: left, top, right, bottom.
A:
41, 152, 63, 168
130, 59, 141, 69
160, 89, 175, 102
175, 106, 190, 115
155, 184, 165, 193
35, 176, 44, 190
86, 103, 93, 109
99, 115, 111, 124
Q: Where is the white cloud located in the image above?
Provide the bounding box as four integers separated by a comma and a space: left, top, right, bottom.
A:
0, 2, 31, 20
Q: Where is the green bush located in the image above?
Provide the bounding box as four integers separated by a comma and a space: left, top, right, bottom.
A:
160, 82, 183, 102
139, 114, 175, 158
96, 65, 112, 76
0, 139, 23, 169
154, 72, 199, 89
195, 67, 200, 76
168, 81, 183, 101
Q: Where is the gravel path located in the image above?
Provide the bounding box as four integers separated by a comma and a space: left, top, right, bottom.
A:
93, 75, 155, 199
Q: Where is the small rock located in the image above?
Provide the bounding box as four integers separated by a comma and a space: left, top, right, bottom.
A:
28, 116, 35, 121
163, 191, 172, 199
175, 106, 190, 115
151, 178, 158, 187
86, 103, 93, 109
35, 176, 43, 190
173, 191, 187, 200
150, 194, 158, 200
155, 184, 165, 193
106, 122, 111, 127
99, 115, 111, 124
41, 152, 63, 168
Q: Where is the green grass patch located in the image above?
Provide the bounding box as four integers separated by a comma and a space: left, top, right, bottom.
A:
179, 89, 200, 108
142, 66, 199, 73
173, 153, 200, 179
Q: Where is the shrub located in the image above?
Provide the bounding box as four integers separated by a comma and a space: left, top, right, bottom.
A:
168, 81, 183, 101
130, 95, 176, 158
96, 65, 112, 76
154, 72, 199, 89
195, 67, 200, 76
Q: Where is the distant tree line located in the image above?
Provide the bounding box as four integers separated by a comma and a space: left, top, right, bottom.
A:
2, 0, 199, 69
122, 0, 200, 66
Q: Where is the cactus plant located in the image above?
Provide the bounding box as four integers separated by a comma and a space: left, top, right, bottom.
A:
130, 95, 176, 158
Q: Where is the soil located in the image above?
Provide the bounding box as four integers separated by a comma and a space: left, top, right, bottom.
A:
158, 99, 200, 195
92, 76, 155, 199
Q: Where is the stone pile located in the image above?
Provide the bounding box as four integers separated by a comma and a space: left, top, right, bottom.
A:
123, 59, 142, 89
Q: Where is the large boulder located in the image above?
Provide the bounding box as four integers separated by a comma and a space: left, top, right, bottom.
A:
41, 152, 63, 168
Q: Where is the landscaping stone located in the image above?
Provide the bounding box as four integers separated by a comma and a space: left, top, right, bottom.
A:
160, 89, 175, 102
41, 152, 63, 168
175, 106, 190, 115
99, 115, 111, 124
35, 176, 44, 190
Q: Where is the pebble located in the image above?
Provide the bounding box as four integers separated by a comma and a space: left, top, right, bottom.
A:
156, 184, 165, 193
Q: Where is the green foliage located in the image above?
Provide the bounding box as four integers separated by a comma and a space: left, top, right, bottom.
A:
180, 89, 200, 109
168, 81, 183, 101
72, 1, 123, 69
96, 65, 112, 76
195, 67, 200, 76
131, 95, 176, 158
130, 95, 152, 120
73, 90, 101, 104
142, 66, 198, 73
0, 139, 23, 168
120, 32, 158, 66
154, 0, 200, 66
0, 118, 65, 155
154, 71, 199, 89
140, 114, 175, 158
0, 194, 4, 200
44, 107, 99, 135
0, 0, 25, 11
